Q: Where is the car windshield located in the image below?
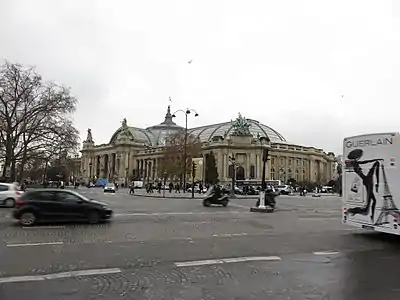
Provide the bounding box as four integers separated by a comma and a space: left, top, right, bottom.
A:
106, 183, 115, 187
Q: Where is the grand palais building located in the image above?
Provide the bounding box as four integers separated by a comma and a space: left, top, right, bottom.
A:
80, 106, 336, 186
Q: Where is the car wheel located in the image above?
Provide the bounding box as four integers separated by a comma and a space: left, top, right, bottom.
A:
19, 211, 36, 226
222, 200, 229, 207
87, 211, 100, 224
5, 198, 15, 208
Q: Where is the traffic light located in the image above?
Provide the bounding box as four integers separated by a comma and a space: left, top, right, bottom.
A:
192, 161, 197, 178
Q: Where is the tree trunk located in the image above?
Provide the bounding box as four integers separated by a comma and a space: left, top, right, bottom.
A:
18, 151, 28, 183
2, 135, 13, 179
10, 159, 16, 182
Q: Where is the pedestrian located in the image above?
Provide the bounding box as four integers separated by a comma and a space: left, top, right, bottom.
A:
129, 181, 135, 194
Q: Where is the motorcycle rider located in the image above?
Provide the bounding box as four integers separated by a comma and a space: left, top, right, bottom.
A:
213, 184, 222, 199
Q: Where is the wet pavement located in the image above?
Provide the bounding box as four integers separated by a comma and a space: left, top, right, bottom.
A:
0, 188, 399, 299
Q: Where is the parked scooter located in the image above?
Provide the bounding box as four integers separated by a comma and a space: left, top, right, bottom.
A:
203, 185, 230, 207
255, 186, 279, 209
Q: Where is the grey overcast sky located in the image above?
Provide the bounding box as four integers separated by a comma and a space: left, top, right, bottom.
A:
1, 0, 399, 155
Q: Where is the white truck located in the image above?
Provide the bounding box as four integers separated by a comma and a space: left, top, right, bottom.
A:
342, 132, 400, 234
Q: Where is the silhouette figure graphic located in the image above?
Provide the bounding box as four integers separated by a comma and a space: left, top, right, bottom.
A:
346, 149, 383, 223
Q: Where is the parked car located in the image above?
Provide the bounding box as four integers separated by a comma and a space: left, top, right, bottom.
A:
275, 185, 293, 195
187, 185, 208, 193
12, 189, 113, 226
0, 182, 23, 207
104, 183, 116, 193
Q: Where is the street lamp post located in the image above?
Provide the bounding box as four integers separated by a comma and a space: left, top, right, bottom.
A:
261, 149, 269, 191
250, 139, 271, 213
163, 170, 167, 198
145, 159, 151, 191
229, 155, 239, 198
89, 161, 93, 184
172, 108, 199, 192
125, 168, 128, 187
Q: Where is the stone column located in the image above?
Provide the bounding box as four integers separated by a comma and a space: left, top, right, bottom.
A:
255, 155, 259, 179
250, 153, 256, 179
266, 157, 271, 181
224, 154, 228, 181
153, 158, 156, 179
217, 152, 223, 181
125, 152, 131, 183
246, 153, 250, 180
156, 158, 160, 179
309, 160, 314, 182
202, 155, 207, 183
99, 155, 104, 178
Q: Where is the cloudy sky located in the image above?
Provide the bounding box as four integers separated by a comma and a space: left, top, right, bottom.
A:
1, 0, 399, 155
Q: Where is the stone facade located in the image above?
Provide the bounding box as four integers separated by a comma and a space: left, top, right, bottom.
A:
80, 107, 336, 186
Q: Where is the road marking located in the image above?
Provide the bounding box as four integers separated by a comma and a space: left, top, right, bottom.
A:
22, 226, 66, 229
175, 256, 282, 267
6, 241, 64, 247
114, 211, 248, 217
212, 233, 248, 237
0, 268, 121, 284
313, 250, 340, 255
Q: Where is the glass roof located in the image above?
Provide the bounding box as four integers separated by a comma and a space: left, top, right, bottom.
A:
109, 117, 286, 146
187, 120, 286, 142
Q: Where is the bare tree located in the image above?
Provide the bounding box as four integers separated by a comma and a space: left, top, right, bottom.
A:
159, 131, 202, 181
0, 61, 79, 181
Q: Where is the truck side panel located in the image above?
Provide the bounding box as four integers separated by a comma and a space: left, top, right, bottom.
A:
342, 132, 400, 233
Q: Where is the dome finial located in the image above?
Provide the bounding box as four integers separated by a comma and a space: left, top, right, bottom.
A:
159, 105, 176, 125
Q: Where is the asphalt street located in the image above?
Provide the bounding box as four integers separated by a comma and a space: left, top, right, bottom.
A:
0, 188, 399, 299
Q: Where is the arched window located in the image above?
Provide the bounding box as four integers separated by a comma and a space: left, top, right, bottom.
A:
250, 165, 255, 179
270, 168, 275, 180
236, 166, 245, 180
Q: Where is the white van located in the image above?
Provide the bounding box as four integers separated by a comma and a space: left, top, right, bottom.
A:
342, 132, 400, 235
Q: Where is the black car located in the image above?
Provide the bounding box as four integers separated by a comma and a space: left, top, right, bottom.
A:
12, 189, 113, 226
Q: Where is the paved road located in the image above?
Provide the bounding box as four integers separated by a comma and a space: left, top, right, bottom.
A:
0, 189, 399, 299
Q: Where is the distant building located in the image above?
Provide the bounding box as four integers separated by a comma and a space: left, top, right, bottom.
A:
80, 106, 336, 185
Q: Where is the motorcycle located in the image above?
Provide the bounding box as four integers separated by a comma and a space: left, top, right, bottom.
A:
202, 186, 230, 207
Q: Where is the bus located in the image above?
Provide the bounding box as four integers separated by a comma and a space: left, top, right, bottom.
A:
236, 180, 281, 187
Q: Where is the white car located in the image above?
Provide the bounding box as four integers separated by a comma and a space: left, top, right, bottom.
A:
187, 185, 208, 193
104, 183, 116, 193
0, 183, 23, 207
275, 185, 293, 195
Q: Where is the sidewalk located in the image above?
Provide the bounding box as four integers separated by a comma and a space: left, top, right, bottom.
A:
131, 189, 259, 199
131, 189, 203, 199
